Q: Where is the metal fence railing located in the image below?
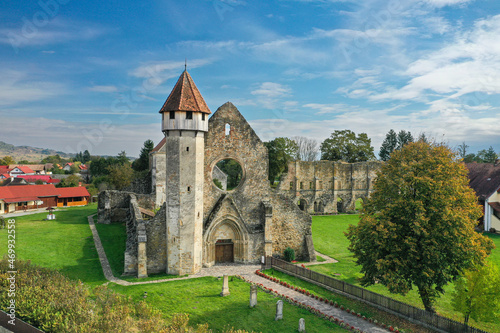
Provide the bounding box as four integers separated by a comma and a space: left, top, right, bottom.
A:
268, 257, 489, 333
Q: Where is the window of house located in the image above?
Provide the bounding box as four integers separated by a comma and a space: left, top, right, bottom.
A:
186, 147, 190, 152
169, 111, 175, 119
494, 209, 500, 220
186, 111, 193, 120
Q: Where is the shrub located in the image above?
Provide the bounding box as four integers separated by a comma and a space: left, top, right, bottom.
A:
283, 247, 295, 262
0, 259, 202, 333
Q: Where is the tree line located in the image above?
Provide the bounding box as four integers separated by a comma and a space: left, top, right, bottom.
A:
264, 130, 499, 184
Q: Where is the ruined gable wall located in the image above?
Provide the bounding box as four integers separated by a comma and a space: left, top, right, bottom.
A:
203, 102, 315, 262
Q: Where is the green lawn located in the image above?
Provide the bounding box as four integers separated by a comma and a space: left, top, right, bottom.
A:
110, 276, 347, 332
311, 214, 500, 333
0, 205, 350, 332
0, 205, 107, 285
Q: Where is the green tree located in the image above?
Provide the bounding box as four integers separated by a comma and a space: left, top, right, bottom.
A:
132, 139, 155, 172
320, 130, 375, 163
397, 130, 414, 148
216, 159, 243, 190
82, 150, 91, 164
379, 129, 397, 161
346, 142, 494, 313
476, 146, 498, 164
106, 164, 134, 190
264, 137, 299, 183
452, 262, 500, 325
57, 175, 81, 188
457, 142, 469, 160
0, 156, 15, 165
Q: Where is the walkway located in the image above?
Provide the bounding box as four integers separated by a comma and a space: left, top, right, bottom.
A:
304, 250, 338, 266
88, 214, 389, 332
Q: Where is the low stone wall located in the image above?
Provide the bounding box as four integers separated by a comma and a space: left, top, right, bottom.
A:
97, 190, 154, 224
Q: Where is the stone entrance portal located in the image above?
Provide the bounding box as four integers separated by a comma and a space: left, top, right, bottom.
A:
216, 240, 234, 263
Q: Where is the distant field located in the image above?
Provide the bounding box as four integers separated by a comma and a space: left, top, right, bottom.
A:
311, 214, 500, 333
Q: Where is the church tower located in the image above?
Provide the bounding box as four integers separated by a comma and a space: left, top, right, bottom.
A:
159, 70, 211, 275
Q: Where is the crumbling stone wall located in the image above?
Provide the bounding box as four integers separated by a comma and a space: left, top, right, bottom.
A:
277, 160, 382, 214
97, 190, 154, 224
203, 102, 315, 265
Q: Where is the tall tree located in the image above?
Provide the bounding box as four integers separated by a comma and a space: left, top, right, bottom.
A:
476, 146, 498, 164
264, 137, 299, 183
320, 130, 375, 163
397, 130, 414, 148
379, 129, 397, 161
132, 140, 155, 172
106, 164, 134, 190
457, 142, 469, 160
82, 150, 91, 164
452, 262, 500, 325
292, 136, 319, 161
346, 141, 494, 312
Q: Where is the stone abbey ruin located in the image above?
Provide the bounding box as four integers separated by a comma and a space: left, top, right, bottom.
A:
98, 70, 381, 278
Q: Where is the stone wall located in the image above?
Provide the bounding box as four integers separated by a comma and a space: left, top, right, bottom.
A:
277, 160, 382, 214
97, 190, 154, 224
203, 102, 315, 265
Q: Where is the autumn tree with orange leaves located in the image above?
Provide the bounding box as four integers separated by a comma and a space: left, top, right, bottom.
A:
346, 141, 494, 313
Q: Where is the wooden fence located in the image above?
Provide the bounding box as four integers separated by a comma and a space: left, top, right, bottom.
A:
267, 257, 490, 333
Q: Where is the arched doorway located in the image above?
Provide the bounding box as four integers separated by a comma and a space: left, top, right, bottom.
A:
204, 216, 249, 266
337, 197, 343, 213
298, 199, 307, 211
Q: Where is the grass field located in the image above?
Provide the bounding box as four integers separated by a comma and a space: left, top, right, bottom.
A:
0, 205, 350, 332
310, 214, 500, 332
0, 205, 107, 285
110, 276, 347, 332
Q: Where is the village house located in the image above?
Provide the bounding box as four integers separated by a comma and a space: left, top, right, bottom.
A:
0, 184, 90, 215
467, 162, 500, 232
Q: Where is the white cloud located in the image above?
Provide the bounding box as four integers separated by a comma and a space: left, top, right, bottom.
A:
0, 19, 109, 49
89, 85, 118, 93
424, 0, 474, 7
0, 70, 65, 106
251, 82, 291, 98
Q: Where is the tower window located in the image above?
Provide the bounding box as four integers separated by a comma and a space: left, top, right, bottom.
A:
187, 186, 191, 192
310, 182, 313, 189
169, 111, 175, 119
202, 113, 206, 121
186, 111, 193, 120
186, 147, 189, 152
289, 182, 293, 190
300, 182, 303, 190
225, 123, 230, 136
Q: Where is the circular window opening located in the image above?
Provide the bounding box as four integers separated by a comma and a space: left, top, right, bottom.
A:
212, 159, 243, 191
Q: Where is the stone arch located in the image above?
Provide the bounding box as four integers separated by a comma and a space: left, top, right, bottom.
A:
337, 197, 343, 213
297, 198, 308, 211
203, 214, 249, 266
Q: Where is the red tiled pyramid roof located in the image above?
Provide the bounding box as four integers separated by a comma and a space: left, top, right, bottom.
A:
159, 70, 211, 114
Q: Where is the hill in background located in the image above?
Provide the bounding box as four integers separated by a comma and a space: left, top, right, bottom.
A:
0, 141, 73, 163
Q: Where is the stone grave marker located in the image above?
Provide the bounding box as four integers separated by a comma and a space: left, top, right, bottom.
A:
298, 318, 305, 332
220, 275, 230, 296
275, 300, 283, 321
249, 284, 257, 308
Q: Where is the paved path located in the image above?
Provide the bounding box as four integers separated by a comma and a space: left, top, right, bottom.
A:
88, 214, 389, 332
303, 250, 338, 266
243, 273, 390, 333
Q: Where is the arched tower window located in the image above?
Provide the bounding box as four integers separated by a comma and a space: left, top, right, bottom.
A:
225, 123, 231, 136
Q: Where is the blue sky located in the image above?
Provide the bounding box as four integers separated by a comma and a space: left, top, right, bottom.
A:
1, 0, 500, 157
